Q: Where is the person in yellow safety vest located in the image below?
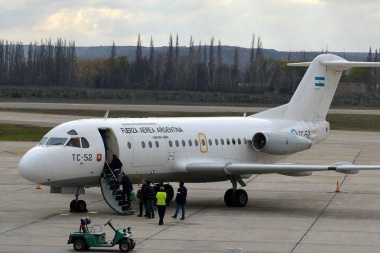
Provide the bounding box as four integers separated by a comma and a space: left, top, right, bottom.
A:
156, 187, 167, 225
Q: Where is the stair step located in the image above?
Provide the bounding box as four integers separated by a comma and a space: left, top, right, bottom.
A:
100, 176, 132, 215
122, 206, 133, 212
109, 184, 119, 191
115, 195, 124, 200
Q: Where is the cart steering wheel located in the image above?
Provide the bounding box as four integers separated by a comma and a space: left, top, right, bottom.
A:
104, 219, 112, 226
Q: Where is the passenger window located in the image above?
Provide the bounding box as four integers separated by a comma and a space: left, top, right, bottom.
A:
155, 141, 159, 148
127, 142, 132, 149
148, 141, 152, 148
232, 138, 236, 145
175, 140, 179, 147
188, 140, 192, 146
244, 138, 247, 145
215, 139, 219, 145
141, 141, 146, 148
81, 137, 90, 148
169, 140, 173, 147
195, 139, 199, 146
66, 138, 80, 148
221, 139, 224, 145
226, 138, 230, 145
201, 139, 206, 146
238, 138, 241, 145
182, 140, 186, 147
46, 138, 68, 146
38, 137, 48, 146
208, 139, 212, 146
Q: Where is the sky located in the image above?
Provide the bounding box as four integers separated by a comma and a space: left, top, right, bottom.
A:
1, 0, 380, 52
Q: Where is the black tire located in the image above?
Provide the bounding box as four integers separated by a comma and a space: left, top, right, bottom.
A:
119, 239, 132, 252
164, 184, 174, 202
73, 238, 87, 251
76, 200, 87, 212
70, 200, 77, 212
234, 189, 248, 207
224, 188, 235, 207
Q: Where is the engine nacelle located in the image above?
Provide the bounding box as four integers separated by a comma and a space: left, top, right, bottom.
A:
252, 131, 312, 155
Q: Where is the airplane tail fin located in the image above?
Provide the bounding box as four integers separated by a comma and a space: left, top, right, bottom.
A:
252, 54, 380, 122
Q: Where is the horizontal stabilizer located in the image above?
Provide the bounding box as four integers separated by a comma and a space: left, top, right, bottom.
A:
288, 60, 380, 71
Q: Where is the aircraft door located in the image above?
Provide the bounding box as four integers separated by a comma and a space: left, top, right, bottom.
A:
99, 129, 120, 164
198, 133, 208, 154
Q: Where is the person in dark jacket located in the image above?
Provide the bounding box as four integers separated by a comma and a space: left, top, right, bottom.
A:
148, 181, 156, 219
141, 179, 152, 218
110, 154, 123, 178
172, 181, 187, 220
136, 179, 145, 217
120, 172, 133, 208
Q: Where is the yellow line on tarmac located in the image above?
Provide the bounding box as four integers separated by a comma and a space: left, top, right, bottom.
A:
6, 149, 28, 155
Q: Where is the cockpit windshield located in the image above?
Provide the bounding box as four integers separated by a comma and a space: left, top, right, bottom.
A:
66, 137, 81, 148
38, 137, 48, 146
65, 137, 90, 148
45, 138, 68, 146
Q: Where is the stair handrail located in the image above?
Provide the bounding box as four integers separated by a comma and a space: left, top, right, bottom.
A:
103, 161, 118, 186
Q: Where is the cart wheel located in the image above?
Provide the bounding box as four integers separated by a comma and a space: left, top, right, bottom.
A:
73, 238, 87, 251
119, 239, 132, 252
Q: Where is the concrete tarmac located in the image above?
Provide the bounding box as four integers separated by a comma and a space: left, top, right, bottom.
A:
2, 130, 380, 253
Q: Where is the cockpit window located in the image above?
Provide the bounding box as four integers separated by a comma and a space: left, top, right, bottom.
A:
46, 138, 68, 146
81, 137, 90, 148
66, 137, 81, 148
38, 137, 48, 145
67, 129, 78, 135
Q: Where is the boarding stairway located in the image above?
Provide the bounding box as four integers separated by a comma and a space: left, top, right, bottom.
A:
100, 163, 134, 215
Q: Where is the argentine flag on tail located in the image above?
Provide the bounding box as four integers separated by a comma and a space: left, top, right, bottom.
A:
315, 76, 325, 87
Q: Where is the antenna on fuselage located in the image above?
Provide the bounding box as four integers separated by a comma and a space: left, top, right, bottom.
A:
104, 110, 109, 120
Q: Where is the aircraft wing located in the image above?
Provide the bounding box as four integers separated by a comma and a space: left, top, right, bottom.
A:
186, 162, 380, 176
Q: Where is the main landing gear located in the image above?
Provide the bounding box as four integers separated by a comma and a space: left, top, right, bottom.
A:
224, 175, 248, 207
70, 188, 88, 212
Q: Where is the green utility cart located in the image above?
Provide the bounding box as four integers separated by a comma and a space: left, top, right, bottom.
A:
68, 218, 136, 252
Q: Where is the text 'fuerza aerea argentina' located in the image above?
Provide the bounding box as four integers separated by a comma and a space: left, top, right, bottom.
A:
120, 126, 184, 134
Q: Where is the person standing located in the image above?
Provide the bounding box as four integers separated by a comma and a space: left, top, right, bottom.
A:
147, 180, 155, 219
110, 154, 122, 178
142, 179, 152, 218
120, 172, 133, 209
136, 187, 144, 217
172, 181, 187, 220
156, 187, 167, 225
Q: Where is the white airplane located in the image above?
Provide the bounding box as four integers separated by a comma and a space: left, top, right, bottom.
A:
18, 54, 380, 214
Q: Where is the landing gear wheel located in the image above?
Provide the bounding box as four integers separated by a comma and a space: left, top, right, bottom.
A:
164, 184, 174, 202
234, 189, 248, 207
119, 239, 132, 252
224, 188, 235, 207
73, 238, 87, 251
76, 200, 88, 212
70, 200, 77, 211
70, 200, 88, 212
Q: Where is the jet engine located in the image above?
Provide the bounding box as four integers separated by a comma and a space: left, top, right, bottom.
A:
252, 131, 312, 155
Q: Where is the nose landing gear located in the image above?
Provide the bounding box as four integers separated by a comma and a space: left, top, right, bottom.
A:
70, 189, 88, 212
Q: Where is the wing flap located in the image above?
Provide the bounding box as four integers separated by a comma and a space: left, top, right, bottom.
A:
186, 162, 380, 175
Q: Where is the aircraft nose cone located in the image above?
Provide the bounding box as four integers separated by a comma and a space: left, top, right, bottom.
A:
18, 150, 47, 184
